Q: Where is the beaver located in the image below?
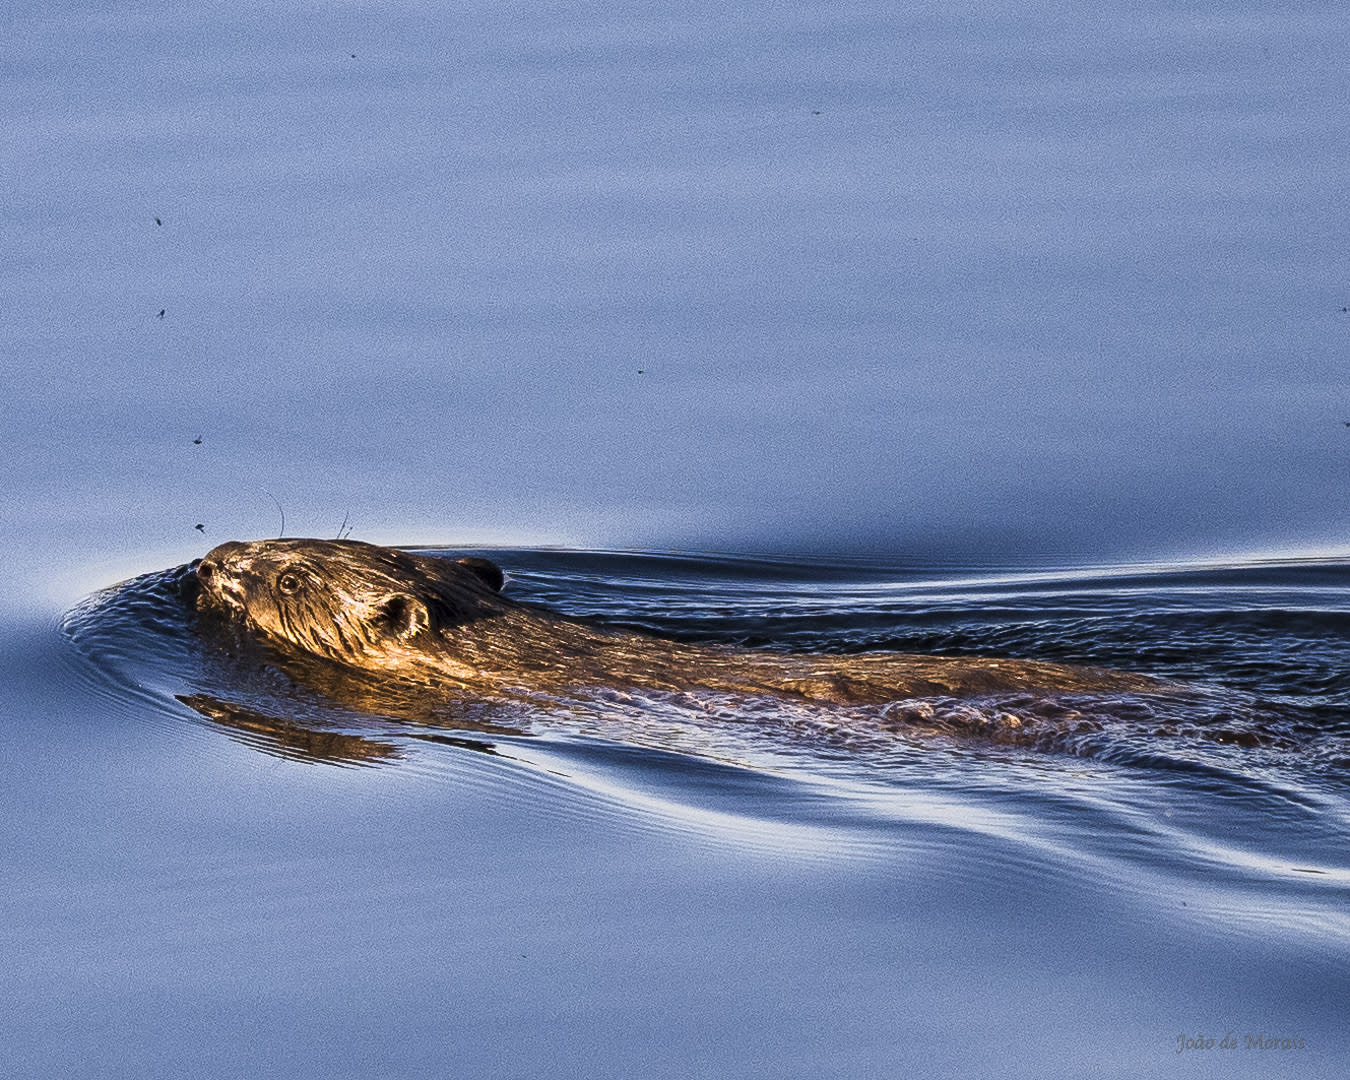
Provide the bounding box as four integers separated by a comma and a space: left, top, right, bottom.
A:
193, 538, 1162, 710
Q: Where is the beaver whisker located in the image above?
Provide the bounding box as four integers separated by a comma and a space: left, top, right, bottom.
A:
260, 489, 286, 539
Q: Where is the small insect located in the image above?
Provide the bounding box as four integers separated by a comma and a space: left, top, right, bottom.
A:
192, 435, 202, 445
157, 309, 165, 319
155, 217, 163, 226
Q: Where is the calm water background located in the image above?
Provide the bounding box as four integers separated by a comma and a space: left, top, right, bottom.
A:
4, 0, 1350, 1076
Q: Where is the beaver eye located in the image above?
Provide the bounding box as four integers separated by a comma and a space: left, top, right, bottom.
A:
277, 572, 303, 596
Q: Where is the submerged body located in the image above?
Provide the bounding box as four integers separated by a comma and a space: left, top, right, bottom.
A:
194, 538, 1161, 707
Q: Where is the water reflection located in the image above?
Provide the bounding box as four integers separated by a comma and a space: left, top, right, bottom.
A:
178, 692, 508, 766
177, 693, 405, 766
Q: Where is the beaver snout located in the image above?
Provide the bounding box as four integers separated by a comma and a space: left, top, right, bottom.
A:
196, 541, 251, 610
197, 541, 249, 581
195, 554, 225, 589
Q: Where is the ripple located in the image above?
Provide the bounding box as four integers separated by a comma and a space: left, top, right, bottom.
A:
54, 547, 1350, 942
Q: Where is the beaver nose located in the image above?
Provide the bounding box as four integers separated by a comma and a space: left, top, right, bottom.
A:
197, 541, 247, 589
196, 557, 224, 593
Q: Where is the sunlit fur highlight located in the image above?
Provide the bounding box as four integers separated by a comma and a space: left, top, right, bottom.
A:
196, 537, 1164, 705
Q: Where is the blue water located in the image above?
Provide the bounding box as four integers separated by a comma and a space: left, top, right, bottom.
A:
5, 0, 1349, 558
6, 0, 1350, 1074
3, 546, 1340, 1077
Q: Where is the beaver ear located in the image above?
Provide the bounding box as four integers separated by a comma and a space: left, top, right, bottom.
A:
375, 593, 431, 639
456, 556, 505, 592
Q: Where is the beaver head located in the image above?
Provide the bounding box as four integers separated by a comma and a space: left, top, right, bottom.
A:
195, 538, 505, 667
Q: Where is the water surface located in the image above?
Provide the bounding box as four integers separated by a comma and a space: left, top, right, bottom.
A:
5, 546, 1342, 1077
5, 0, 1349, 1074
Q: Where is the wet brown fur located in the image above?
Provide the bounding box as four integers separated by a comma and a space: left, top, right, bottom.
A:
195, 538, 1161, 706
